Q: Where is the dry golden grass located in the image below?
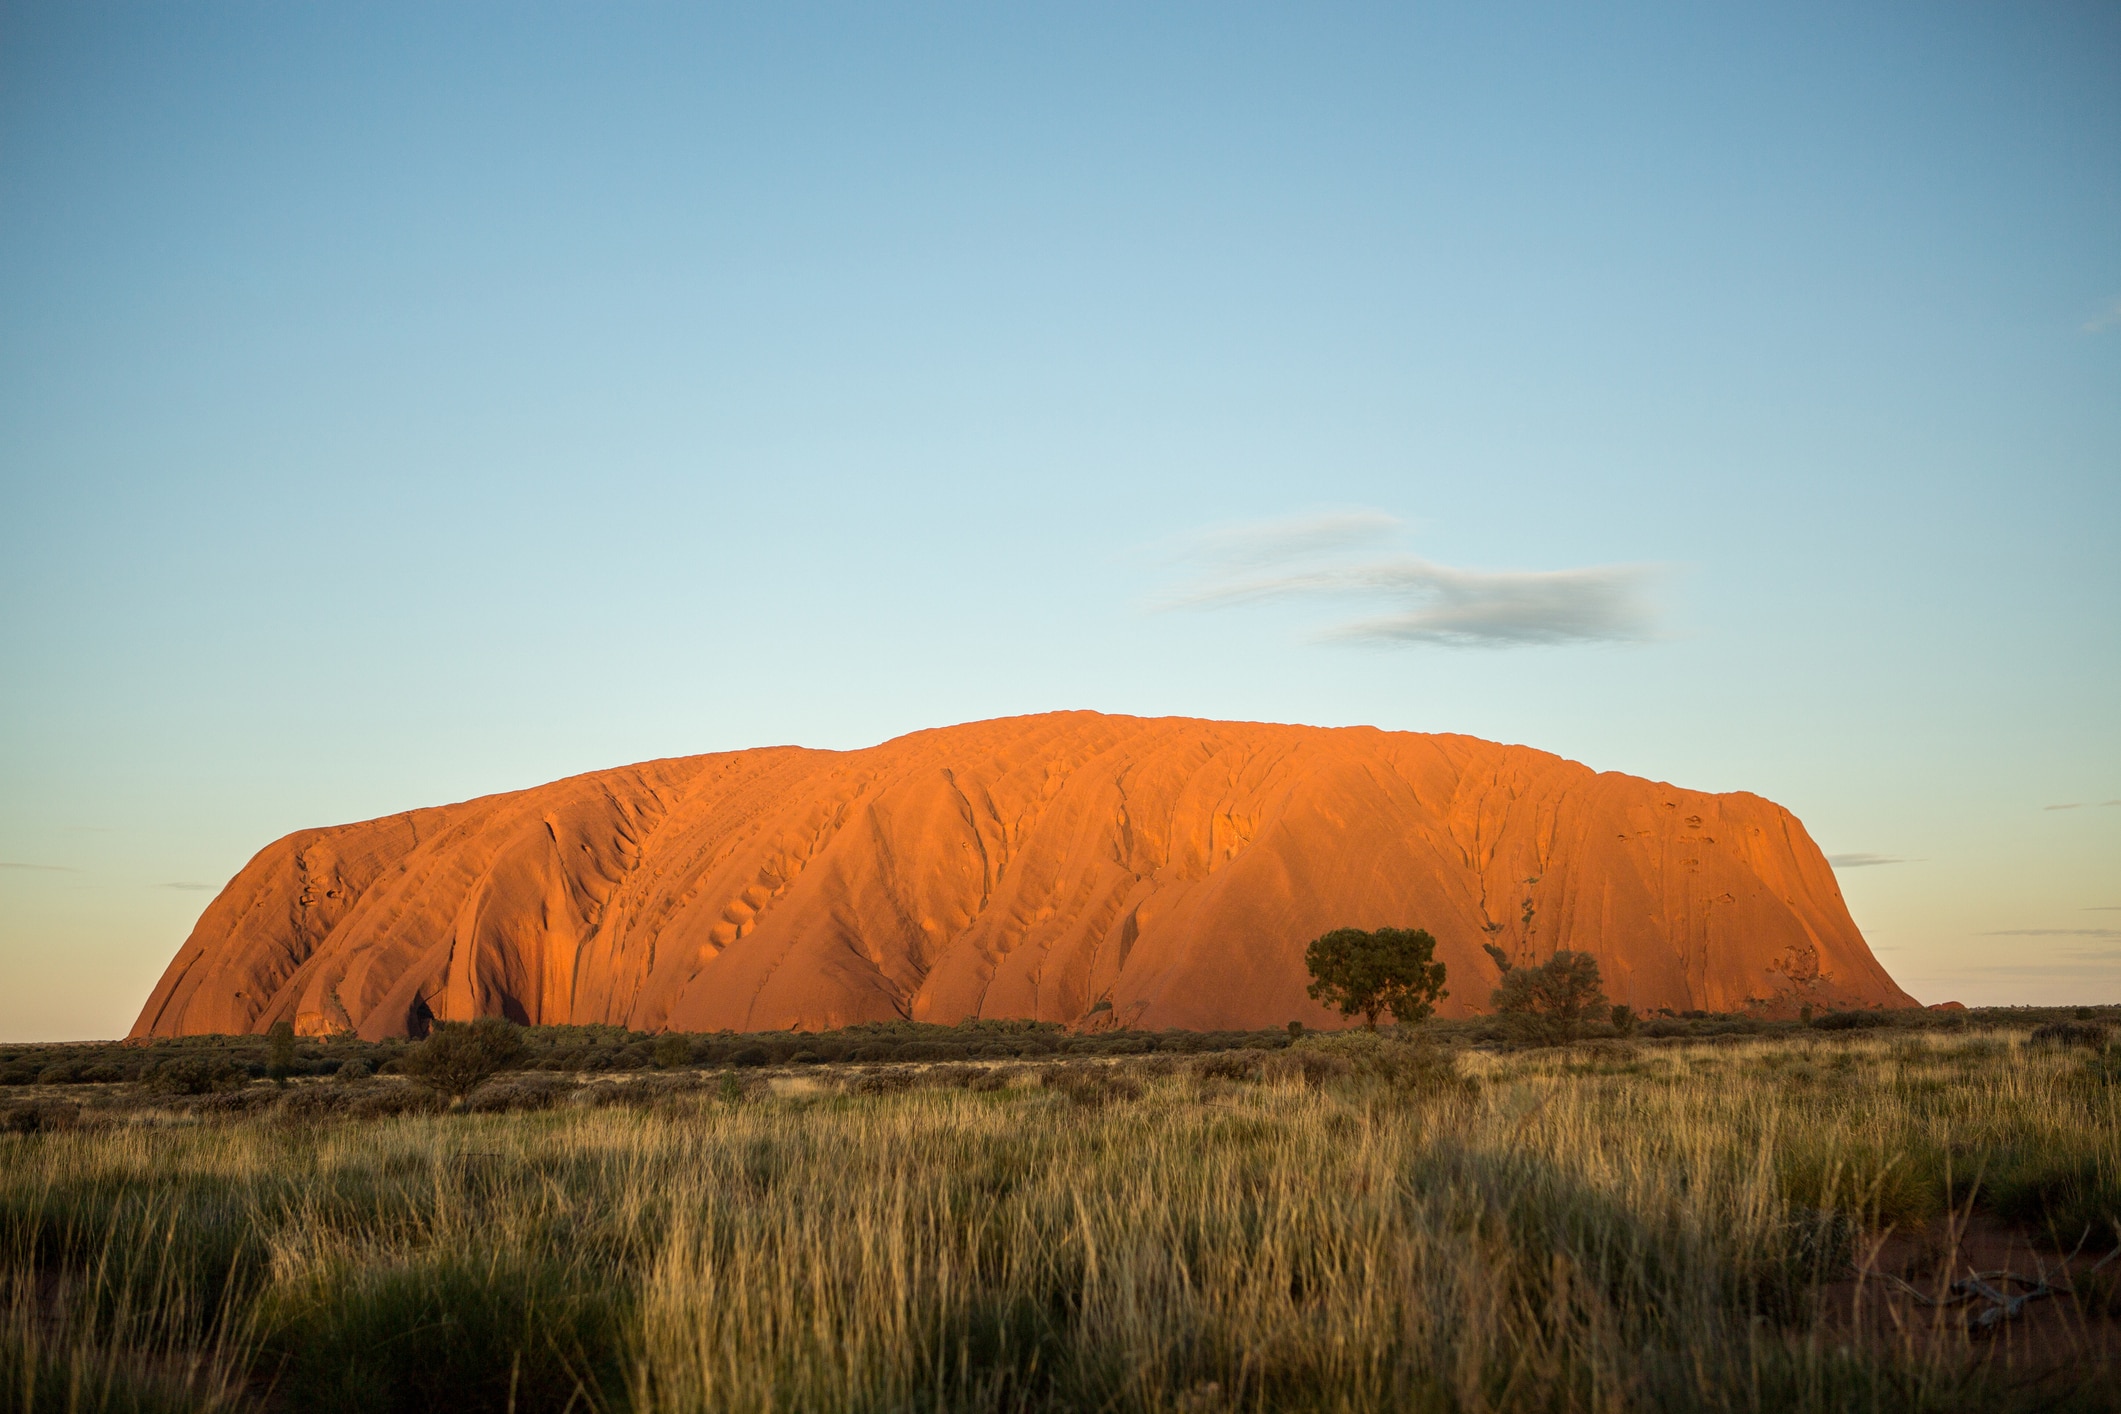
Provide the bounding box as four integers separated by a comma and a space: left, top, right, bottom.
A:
3, 1028, 2116, 1412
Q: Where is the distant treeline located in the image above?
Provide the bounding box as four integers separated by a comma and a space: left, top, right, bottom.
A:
5, 1005, 2114, 1089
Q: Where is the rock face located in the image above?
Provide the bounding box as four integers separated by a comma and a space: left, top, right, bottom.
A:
131, 712, 1913, 1039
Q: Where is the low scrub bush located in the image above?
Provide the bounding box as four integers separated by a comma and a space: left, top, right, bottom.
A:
2, 1100, 79, 1134
464, 1073, 574, 1114
276, 1085, 360, 1121
1189, 1051, 1262, 1083
1261, 1048, 1354, 1087
1041, 1064, 1141, 1108
343, 1084, 449, 1121
141, 1056, 248, 1096
187, 1087, 281, 1119
1289, 1031, 1468, 1098
848, 1068, 916, 1096
2030, 1020, 2112, 1051
1810, 1010, 1892, 1031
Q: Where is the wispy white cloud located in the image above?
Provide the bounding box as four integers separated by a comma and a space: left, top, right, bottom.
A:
1828, 852, 1912, 869
2084, 298, 2121, 334
2042, 800, 2121, 810
1154, 509, 1401, 573
1151, 510, 1660, 648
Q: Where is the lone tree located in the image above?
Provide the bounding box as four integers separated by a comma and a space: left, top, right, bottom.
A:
401, 1016, 527, 1100
1490, 949, 1608, 1044
1304, 927, 1449, 1031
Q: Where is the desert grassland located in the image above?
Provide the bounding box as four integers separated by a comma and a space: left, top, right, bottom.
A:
3, 1029, 2117, 1414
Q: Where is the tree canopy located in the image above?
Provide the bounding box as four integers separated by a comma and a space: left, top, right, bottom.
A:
1303, 927, 1449, 1030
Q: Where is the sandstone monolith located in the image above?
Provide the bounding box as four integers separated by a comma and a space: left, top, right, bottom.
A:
131, 712, 1912, 1038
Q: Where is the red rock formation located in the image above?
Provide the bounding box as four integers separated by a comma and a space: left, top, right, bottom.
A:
130, 712, 1913, 1039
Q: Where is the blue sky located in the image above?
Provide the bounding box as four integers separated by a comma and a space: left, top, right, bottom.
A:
2, 2, 2116, 1040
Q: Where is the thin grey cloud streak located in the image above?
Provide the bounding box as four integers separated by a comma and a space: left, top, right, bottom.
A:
1975, 928, 2121, 939
1153, 511, 1660, 648
152, 882, 216, 891
1828, 853, 1911, 869
2042, 800, 2121, 810
1945, 954, 2121, 977
0, 861, 76, 872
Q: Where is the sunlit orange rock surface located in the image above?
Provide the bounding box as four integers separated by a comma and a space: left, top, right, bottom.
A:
131, 712, 1913, 1039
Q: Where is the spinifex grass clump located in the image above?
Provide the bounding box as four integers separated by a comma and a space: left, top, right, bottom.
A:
0, 1029, 2115, 1413
1, 1197, 256, 1412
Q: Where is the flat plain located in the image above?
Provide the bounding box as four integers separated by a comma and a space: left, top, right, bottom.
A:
4, 1012, 2117, 1413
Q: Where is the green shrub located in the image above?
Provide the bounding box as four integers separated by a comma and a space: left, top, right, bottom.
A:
1491, 951, 1608, 1044
399, 1019, 527, 1100
141, 1057, 247, 1096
